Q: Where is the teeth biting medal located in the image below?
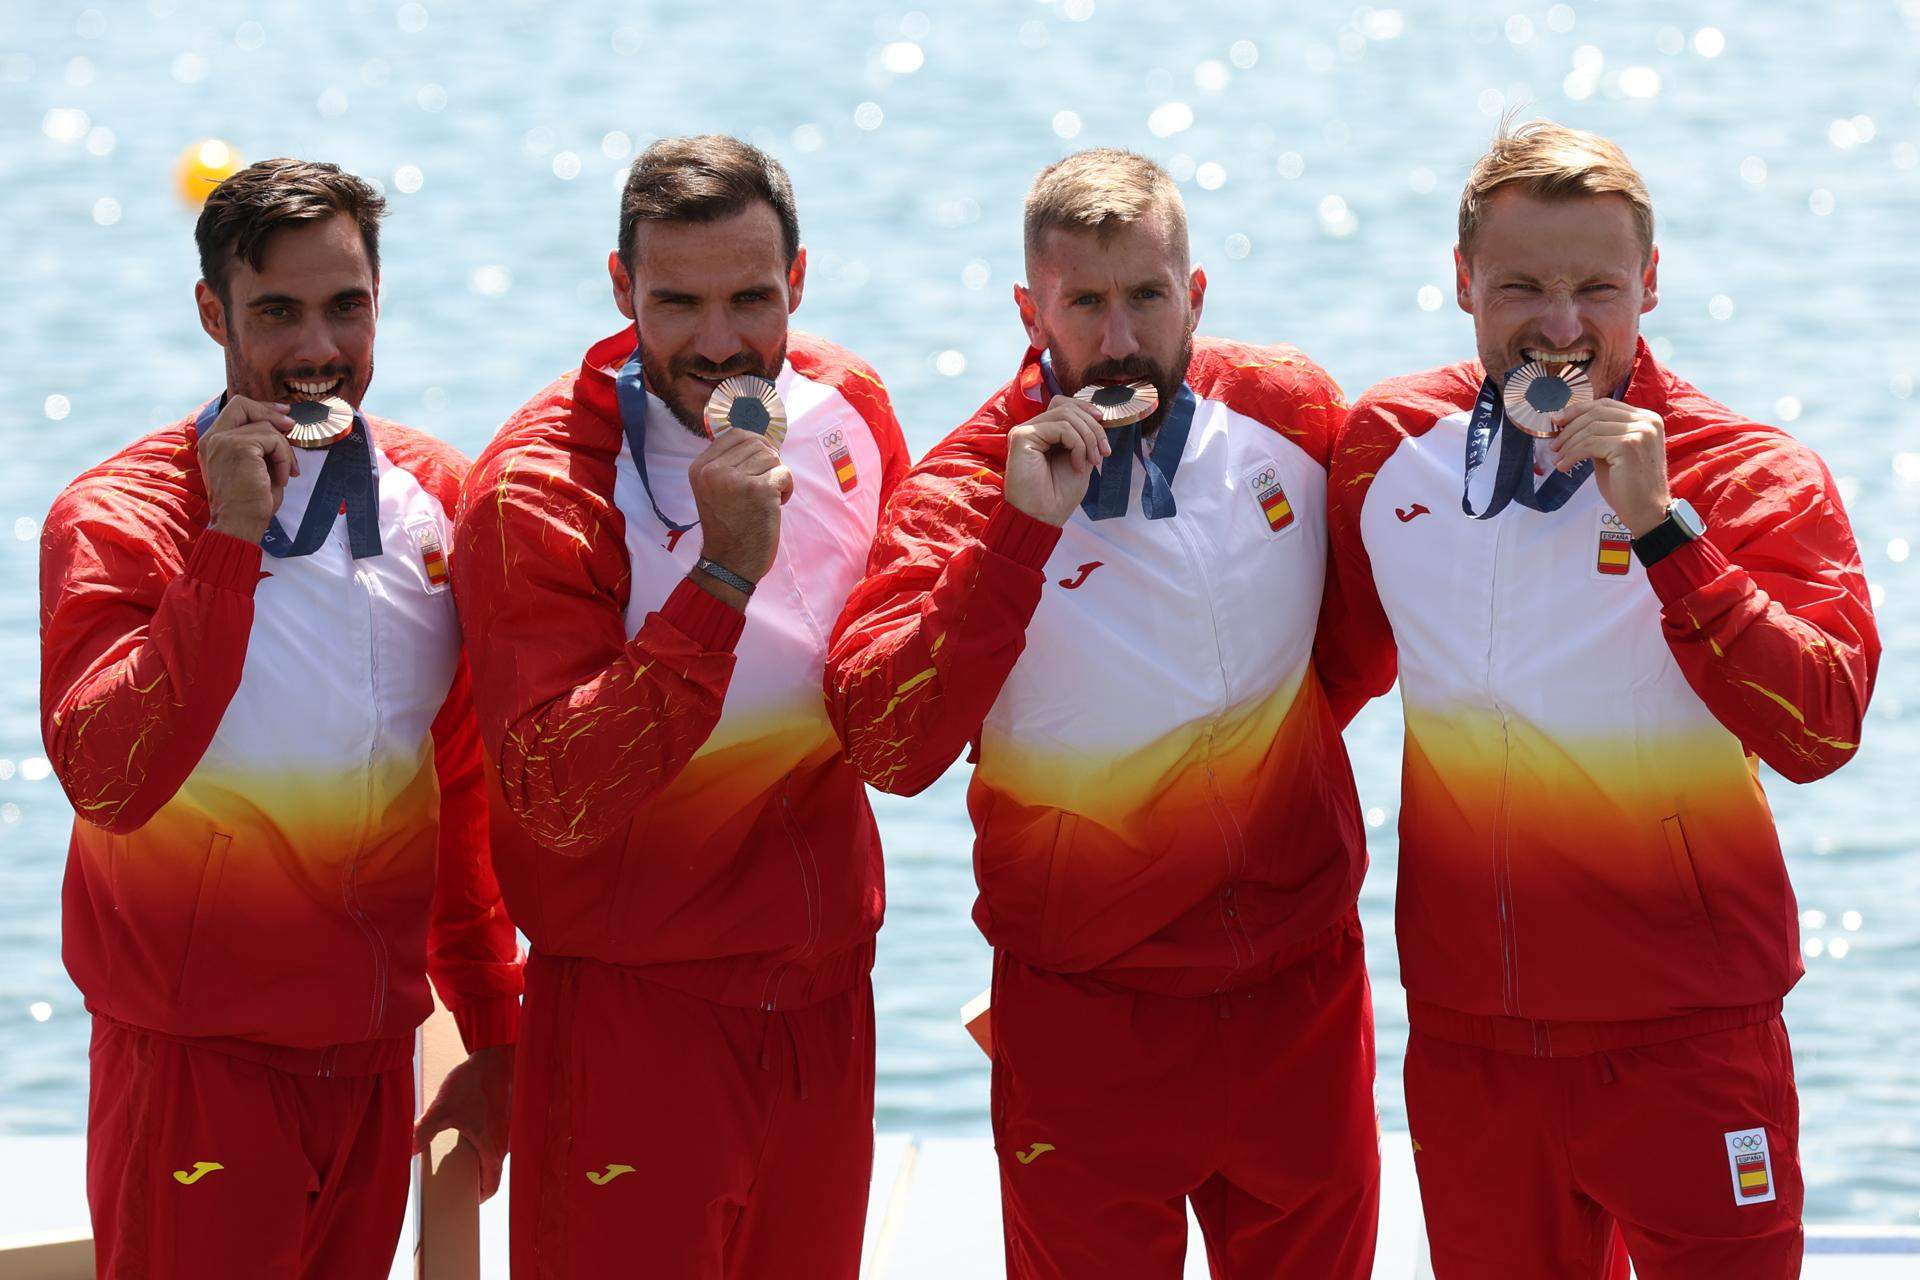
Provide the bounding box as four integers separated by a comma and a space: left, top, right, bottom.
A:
705, 375, 787, 450
1502, 359, 1593, 438
1073, 380, 1159, 428
285, 395, 354, 449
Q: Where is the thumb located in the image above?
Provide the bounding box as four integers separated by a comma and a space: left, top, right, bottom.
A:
413, 1103, 451, 1153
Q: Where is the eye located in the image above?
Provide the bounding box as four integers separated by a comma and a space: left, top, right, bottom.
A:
733, 290, 770, 305
1580, 284, 1620, 298
1071, 294, 1100, 307
334, 298, 366, 314
1501, 283, 1540, 295
260, 305, 291, 320
1133, 287, 1164, 302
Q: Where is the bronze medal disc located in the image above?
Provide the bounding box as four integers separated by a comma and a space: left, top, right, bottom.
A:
705, 376, 788, 450
1073, 379, 1160, 428
1502, 361, 1593, 438
286, 395, 354, 449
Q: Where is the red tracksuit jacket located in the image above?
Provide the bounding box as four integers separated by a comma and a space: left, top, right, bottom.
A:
42, 412, 522, 1069
826, 339, 1385, 994
453, 330, 908, 1011
1328, 339, 1879, 1046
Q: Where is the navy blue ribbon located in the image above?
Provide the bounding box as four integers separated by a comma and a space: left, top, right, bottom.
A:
1038, 355, 1195, 522
195, 397, 382, 559
1460, 370, 1592, 520
614, 341, 699, 535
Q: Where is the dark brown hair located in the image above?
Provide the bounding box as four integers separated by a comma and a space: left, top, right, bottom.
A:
618, 135, 799, 269
195, 158, 387, 300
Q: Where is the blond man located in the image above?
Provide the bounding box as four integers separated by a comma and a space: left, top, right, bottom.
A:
1329, 122, 1878, 1278
828, 149, 1385, 1279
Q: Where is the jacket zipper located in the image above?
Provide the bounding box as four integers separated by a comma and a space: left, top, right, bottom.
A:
1487, 513, 1520, 1016
344, 560, 391, 1041
1165, 512, 1255, 977
762, 787, 823, 1011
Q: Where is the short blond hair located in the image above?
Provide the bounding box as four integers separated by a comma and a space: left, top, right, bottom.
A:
1458, 120, 1654, 260
1023, 148, 1188, 273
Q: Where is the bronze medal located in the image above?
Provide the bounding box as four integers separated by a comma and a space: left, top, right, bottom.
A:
1502, 361, 1593, 438
705, 376, 787, 450
1073, 379, 1160, 428
286, 395, 354, 449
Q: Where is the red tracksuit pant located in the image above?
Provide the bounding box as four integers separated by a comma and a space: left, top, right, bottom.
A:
1405, 1016, 1804, 1278
991, 919, 1380, 1279
86, 1016, 412, 1279
509, 952, 876, 1279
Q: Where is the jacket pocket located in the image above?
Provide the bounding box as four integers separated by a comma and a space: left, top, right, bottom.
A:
1662, 814, 1716, 933
1037, 813, 1079, 945
175, 832, 232, 1003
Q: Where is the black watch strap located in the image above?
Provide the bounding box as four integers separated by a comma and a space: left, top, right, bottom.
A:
694, 557, 756, 596
1630, 511, 1690, 568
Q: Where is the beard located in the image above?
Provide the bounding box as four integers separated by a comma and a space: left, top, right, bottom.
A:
636, 329, 787, 438
1047, 329, 1194, 434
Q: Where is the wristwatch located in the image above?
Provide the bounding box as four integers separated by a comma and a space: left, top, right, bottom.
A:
1629, 498, 1706, 568
694, 557, 757, 596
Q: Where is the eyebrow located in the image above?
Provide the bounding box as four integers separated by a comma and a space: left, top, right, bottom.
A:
244, 288, 373, 308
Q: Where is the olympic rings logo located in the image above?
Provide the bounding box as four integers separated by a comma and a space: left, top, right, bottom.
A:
823, 429, 845, 449
1732, 1134, 1764, 1151
1254, 467, 1277, 488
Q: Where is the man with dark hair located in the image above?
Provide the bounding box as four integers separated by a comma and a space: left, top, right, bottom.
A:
454, 134, 908, 1276
827, 148, 1384, 1279
1329, 121, 1878, 1277
41, 157, 522, 1278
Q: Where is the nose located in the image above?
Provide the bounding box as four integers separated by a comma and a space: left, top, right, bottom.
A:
1540, 291, 1583, 348
691, 305, 744, 367
290, 312, 342, 370
1097, 305, 1139, 364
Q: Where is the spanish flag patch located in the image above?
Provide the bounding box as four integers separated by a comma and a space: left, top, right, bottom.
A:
1723, 1128, 1777, 1205
1597, 527, 1633, 576
411, 522, 450, 592
1247, 464, 1294, 534
822, 428, 859, 494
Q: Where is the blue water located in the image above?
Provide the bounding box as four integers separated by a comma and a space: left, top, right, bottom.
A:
2, 0, 1915, 1225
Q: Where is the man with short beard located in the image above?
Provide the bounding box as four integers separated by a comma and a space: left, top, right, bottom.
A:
1329, 122, 1878, 1277
453, 136, 907, 1276
40, 158, 522, 1278
826, 148, 1384, 1279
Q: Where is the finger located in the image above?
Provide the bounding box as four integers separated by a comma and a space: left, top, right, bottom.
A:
264, 433, 295, 491
770, 465, 794, 503
412, 1109, 449, 1153
476, 1141, 505, 1202
1069, 413, 1108, 463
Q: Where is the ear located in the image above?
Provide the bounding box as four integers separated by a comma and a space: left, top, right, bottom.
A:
1639, 244, 1659, 315
608, 248, 636, 322
1454, 245, 1473, 314
1187, 264, 1207, 329
194, 279, 229, 346
786, 246, 807, 314
1014, 283, 1046, 351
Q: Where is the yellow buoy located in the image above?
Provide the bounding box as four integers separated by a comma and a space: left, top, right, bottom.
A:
173, 139, 243, 207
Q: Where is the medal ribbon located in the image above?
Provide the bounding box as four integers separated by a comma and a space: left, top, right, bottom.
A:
1038, 355, 1196, 521
195, 397, 383, 559
614, 338, 698, 535
1460, 370, 1592, 520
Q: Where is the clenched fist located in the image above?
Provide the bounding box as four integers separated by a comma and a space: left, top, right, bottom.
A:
198, 396, 299, 543
1004, 396, 1112, 527
689, 427, 792, 609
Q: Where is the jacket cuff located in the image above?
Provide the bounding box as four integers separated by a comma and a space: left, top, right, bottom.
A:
658, 577, 748, 653
187, 529, 265, 594
1646, 536, 1731, 606
452, 994, 520, 1052
981, 501, 1062, 571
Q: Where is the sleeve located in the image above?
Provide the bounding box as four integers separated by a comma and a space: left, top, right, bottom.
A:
824, 428, 1062, 795
1318, 400, 1402, 728
1646, 441, 1879, 783
424, 651, 524, 1051
452, 434, 743, 853
40, 483, 260, 834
